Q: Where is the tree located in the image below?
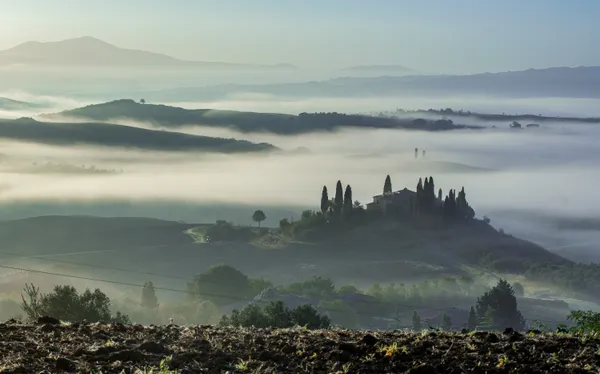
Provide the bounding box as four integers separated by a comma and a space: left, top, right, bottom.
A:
442, 313, 452, 331
412, 311, 421, 330
468, 306, 477, 331
475, 279, 525, 331
320, 186, 329, 214
334, 180, 343, 215
279, 218, 291, 231
383, 175, 392, 194
414, 148, 419, 159
252, 210, 266, 227
438, 188, 443, 202
141, 281, 159, 309
343, 185, 353, 213
21, 283, 129, 323
140, 98, 146, 104
188, 265, 250, 306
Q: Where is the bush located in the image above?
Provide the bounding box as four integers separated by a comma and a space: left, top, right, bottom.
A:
205, 221, 256, 242
220, 301, 330, 329
20, 283, 129, 323
567, 310, 600, 333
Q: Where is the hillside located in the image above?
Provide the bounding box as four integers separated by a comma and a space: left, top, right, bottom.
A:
146, 66, 600, 100
0, 321, 598, 373
0, 117, 276, 152
0, 215, 571, 287
0, 97, 42, 111
0, 36, 296, 70
45, 99, 479, 135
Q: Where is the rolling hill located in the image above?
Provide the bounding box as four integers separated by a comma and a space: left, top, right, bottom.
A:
0, 97, 43, 111
0, 215, 571, 288
44, 99, 479, 135
0, 117, 276, 152
0, 36, 296, 70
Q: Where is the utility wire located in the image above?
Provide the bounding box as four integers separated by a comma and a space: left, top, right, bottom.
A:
0, 263, 573, 326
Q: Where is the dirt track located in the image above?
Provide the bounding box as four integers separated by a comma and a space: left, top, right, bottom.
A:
0, 318, 597, 373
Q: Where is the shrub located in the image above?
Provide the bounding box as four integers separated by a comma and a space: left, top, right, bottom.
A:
567, 310, 600, 333
20, 283, 129, 323
220, 301, 330, 329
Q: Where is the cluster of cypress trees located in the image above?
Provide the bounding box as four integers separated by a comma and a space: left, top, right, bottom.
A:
382, 174, 475, 221
442, 187, 475, 220
416, 176, 438, 214
320, 180, 354, 217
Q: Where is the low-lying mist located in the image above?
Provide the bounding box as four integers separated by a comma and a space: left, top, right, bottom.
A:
0, 92, 599, 262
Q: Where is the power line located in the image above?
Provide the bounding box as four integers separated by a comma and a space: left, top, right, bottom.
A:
0, 263, 573, 326
0, 250, 190, 281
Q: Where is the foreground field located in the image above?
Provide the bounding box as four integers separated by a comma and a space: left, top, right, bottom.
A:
0, 319, 597, 373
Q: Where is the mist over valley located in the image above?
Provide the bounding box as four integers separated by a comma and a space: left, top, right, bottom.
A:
0, 22, 600, 368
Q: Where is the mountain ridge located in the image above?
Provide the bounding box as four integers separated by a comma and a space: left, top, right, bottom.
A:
0, 36, 297, 70
144, 66, 600, 100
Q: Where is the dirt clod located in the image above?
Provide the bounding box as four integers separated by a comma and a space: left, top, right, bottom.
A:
0, 321, 598, 373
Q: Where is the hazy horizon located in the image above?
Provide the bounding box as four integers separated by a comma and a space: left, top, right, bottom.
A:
2, 0, 600, 74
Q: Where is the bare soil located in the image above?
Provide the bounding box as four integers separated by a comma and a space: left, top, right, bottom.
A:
0, 318, 598, 373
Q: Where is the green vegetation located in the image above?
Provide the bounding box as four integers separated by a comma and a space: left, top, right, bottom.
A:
251, 210, 266, 227
474, 279, 525, 331
219, 300, 331, 329
141, 281, 159, 309
20, 283, 129, 323
412, 311, 421, 330
187, 264, 272, 306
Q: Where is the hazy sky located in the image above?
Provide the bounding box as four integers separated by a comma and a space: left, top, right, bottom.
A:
1, 0, 599, 74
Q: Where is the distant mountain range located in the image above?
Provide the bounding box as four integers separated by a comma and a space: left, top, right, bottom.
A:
342, 64, 417, 75
143, 66, 600, 100
0, 37, 297, 70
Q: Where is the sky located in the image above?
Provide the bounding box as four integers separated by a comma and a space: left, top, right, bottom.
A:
1, 0, 599, 74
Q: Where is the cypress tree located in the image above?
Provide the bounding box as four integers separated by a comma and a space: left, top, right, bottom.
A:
141, 281, 159, 309
334, 180, 343, 215
383, 175, 392, 195
416, 178, 424, 213
438, 188, 443, 201
468, 306, 477, 331
442, 313, 452, 331
343, 185, 353, 211
320, 186, 329, 214
412, 311, 421, 330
